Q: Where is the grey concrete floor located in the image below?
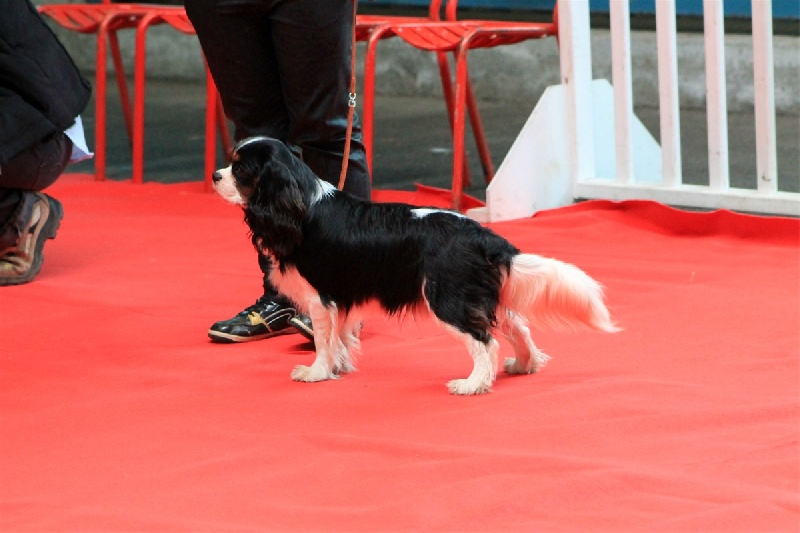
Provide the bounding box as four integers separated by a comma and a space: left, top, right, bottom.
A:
69, 79, 800, 200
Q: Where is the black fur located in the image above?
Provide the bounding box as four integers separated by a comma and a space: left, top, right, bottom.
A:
234, 137, 520, 342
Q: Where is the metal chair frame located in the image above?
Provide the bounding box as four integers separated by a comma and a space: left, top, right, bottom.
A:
362, 1, 559, 210
359, 0, 484, 187
131, 8, 231, 190
39, 1, 230, 189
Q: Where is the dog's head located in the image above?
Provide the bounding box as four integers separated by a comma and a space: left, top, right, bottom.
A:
212, 136, 322, 259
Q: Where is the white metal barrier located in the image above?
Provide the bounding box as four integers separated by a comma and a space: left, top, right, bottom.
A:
470, 0, 799, 222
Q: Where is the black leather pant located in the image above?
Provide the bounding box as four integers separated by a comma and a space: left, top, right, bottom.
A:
186, 0, 371, 299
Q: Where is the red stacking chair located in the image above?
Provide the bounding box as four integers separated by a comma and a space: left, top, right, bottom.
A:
130, 8, 231, 190
356, 13, 428, 42
361, 0, 484, 182
363, 1, 559, 210
39, 2, 230, 188
37, 1, 172, 181
355, 4, 444, 180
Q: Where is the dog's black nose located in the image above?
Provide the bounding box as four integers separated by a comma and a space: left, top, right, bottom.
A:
212, 171, 222, 183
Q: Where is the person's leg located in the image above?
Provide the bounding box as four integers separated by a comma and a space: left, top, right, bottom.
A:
0, 131, 72, 192
186, 0, 288, 142
0, 132, 70, 285
189, 0, 369, 199
187, 0, 303, 342
187, 0, 370, 342
267, 0, 370, 338
270, 0, 371, 200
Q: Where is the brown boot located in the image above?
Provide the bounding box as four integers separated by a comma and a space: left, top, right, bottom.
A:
0, 192, 63, 286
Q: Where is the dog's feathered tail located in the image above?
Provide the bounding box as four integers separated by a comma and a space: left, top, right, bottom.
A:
501, 254, 621, 333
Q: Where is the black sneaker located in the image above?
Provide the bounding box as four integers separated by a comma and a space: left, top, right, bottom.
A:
288, 314, 314, 342
208, 296, 298, 343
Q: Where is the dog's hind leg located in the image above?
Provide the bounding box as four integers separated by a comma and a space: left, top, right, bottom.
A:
423, 284, 500, 394
291, 298, 340, 382
498, 309, 550, 375
443, 326, 499, 395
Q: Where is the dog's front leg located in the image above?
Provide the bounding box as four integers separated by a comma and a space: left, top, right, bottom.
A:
291, 299, 340, 383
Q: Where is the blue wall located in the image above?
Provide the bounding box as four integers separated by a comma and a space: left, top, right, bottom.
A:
368, 1, 800, 19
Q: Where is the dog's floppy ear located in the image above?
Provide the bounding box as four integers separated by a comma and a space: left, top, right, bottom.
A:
242, 139, 306, 259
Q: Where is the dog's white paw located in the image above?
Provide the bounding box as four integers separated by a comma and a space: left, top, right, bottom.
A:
291, 364, 336, 382
447, 378, 491, 395
333, 359, 355, 375
503, 351, 550, 375
532, 350, 551, 371
503, 357, 533, 374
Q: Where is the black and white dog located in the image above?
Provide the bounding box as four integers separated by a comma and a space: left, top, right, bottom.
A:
212, 136, 619, 395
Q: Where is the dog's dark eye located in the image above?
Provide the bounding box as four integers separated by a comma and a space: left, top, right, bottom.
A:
232, 161, 258, 188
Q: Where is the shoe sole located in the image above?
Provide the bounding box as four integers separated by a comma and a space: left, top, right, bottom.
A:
288, 316, 315, 342
208, 326, 297, 343
0, 196, 63, 286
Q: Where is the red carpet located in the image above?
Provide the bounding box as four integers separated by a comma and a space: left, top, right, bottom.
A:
1, 173, 798, 531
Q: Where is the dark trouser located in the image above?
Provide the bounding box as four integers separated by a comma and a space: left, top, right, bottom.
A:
0, 132, 71, 250
186, 0, 371, 299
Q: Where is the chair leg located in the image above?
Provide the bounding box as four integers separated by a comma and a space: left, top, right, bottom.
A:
452, 38, 477, 212
436, 51, 473, 188
94, 16, 113, 181
362, 27, 394, 178
109, 31, 134, 145
442, 54, 495, 186
436, 52, 456, 130
465, 78, 495, 183
132, 13, 160, 184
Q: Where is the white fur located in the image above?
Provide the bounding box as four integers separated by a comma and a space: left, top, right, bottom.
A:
271, 266, 361, 381
442, 326, 499, 395
310, 179, 336, 205
214, 163, 334, 208
411, 208, 467, 219
501, 254, 620, 334
212, 166, 246, 206
234, 136, 270, 152
498, 310, 551, 374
